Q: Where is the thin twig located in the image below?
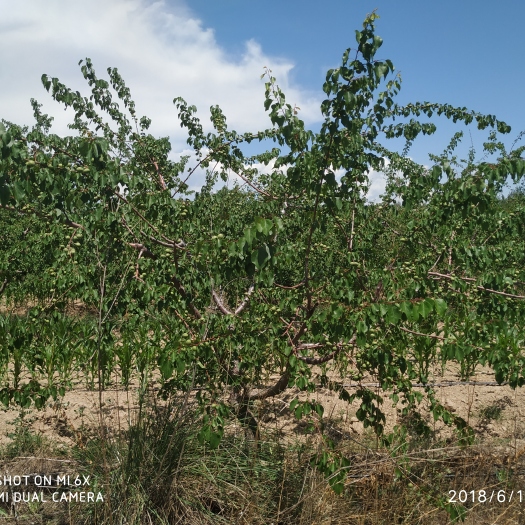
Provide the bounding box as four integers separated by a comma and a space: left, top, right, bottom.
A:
428, 271, 525, 299
274, 280, 305, 290
114, 191, 175, 245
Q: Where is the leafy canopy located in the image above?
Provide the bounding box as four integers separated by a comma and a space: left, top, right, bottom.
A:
1, 11, 525, 492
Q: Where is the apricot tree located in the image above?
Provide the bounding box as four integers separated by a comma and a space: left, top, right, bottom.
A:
1, 13, 525, 491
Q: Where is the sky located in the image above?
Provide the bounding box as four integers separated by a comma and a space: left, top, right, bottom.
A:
1, 0, 524, 198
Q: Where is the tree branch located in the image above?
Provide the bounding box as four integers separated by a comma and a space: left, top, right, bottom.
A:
229, 168, 276, 199
128, 243, 156, 259
152, 160, 167, 191
212, 285, 255, 316
141, 231, 174, 249
428, 271, 525, 299
246, 369, 291, 401
398, 325, 486, 352
211, 289, 231, 315
0, 204, 85, 230
171, 275, 202, 320
398, 326, 444, 341
349, 203, 356, 251
114, 191, 175, 245
234, 285, 255, 315
294, 335, 357, 365
274, 280, 305, 290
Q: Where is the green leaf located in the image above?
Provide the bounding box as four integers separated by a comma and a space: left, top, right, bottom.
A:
252, 244, 271, 269
208, 431, 222, 449
374, 62, 388, 80
399, 302, 417, 321
12, 181, 26, 201
343, 91, 355, 107
255, 217, 273, 235
244, 227, 255, 245
419, 299, 434, 319
386, 306, 401, 325
0, 185, 10, 206
434, 299, 447, 316
356, 320, 368, 334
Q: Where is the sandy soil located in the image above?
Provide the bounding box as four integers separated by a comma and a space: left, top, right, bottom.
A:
0, 361, 524, 525
0, 361, 524, 453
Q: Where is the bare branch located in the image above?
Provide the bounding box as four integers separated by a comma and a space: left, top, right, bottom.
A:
398, 326, 444, 341
141, 231, 174, 249
343, 380, 509, 388
295, 343, 325, 350
212, 289, 232, 315
65, 219, 85, 230
229, 168, 276, 199
128, 243, 156, 259
274, 280, 305, 290
114, 191, 175, 245
330, 212, 352, 251
102, 259, 133, 324
212, 285, 255, 316
0, 279, 7, 295
121, 217, 139, 241
139, 230, 187, 251
349, 205, 355, 251
152, 160, 167, 190
474, 286, 524, 299
172, 134, 263, 196
294, 335, 357, 365
428, 271, 477, 283
296, 351, 338, 365
245, 334, 356, 400
247, 370, 290, 401
428, 271, 525, 299
447, 231, 456, 268
398, 325, 486, 352
234, 285, 255, 315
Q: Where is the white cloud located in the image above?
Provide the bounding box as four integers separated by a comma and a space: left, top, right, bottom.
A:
367, 170, 388, 203
0, 0, 321, 166
332, 165, 388, 203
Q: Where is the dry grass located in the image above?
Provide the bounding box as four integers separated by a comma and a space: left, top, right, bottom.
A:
1, 389, 525, 524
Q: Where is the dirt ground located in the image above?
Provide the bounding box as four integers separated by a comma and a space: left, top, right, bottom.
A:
1, 361, 524, 454
0, 362, 524, 525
